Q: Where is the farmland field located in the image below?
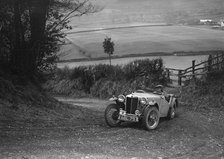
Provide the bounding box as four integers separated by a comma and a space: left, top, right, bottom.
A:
58, 25, 224, 62
57, 0, 224, 68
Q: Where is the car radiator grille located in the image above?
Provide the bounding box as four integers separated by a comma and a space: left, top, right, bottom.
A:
126, 97, 138, 114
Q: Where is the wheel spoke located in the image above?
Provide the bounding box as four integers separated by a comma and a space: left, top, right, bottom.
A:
148, 110, 158, 127
112, 110, 119, 120
105, 104, 121, 127
108, 108, 119, 124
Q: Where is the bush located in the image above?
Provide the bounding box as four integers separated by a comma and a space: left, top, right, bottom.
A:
93, 64, 124, 81
55, 66, 71, 81
44, 58, 170, 98
123, 58, 169, 86
90, 79, 140, 99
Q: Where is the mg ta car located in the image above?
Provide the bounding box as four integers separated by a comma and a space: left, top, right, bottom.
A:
104, 86, 178, 130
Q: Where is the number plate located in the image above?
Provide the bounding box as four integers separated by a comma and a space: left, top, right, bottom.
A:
119, 114, 139, 122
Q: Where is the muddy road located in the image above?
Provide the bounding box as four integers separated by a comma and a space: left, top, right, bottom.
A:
1, 97, 224, 159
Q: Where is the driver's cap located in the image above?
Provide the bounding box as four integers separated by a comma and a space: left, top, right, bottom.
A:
155, 85, 163, 88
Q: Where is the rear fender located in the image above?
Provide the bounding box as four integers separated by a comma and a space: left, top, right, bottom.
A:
170, 98, 178, 108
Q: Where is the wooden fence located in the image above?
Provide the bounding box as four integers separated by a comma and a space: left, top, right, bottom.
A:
167, 54, 224, 86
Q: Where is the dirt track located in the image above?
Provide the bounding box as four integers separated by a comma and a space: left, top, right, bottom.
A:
1, 97, 224, 159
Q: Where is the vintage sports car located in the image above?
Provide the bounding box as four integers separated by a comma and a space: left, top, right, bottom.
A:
104, 85, 178, 130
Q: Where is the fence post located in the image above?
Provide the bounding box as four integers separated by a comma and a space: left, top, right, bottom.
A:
222, 54, 224, 70
192, 60, 195, 80
178, 70, 182, 86
166, 69, 170, 79
208, 54, 212, 73
219, 54, 221, 70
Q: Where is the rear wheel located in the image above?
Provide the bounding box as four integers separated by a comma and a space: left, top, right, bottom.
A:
167, 102, 176, 119
143, 107, 160, 130
104, 104, 121, 127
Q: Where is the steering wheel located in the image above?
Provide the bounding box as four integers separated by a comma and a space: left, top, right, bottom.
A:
153, 90, 162, 95
136, 90, 145, 93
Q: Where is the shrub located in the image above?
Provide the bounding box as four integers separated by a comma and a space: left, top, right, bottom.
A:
45, 58, 170, 98
93, 64, 124, 81
123, 58, 169, 86
68, 66, 94, 93
55, 66, 71, 81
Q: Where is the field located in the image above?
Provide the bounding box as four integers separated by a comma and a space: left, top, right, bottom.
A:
58, 0, 224, 68
57, 55, 209, 70
58, 25, 224, 62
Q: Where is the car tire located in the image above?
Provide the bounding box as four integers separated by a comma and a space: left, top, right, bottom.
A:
104, 104, 121, 127
167, 102, 176, 119
143, 106, 160, 130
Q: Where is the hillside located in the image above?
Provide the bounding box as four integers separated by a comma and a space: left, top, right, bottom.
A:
58, 25, 224, 62
182, 73, 224, 112
57, 0, 224, 62
72, 0, 224, 27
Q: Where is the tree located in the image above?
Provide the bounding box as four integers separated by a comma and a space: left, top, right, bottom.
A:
103, 37, 115, 66
0, 0, 100, 75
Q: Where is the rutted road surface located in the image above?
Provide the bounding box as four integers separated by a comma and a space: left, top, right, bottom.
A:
1, 97, 224, 159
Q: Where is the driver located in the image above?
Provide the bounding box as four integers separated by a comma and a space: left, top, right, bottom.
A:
154, 85, 168, 99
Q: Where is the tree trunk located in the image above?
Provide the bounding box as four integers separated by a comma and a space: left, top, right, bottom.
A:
28, 0, 50, 74
11, 0, 50, 75
12, 0, 23, 70
109, 54, 111, 66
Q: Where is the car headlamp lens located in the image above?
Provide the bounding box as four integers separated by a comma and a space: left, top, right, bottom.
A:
140, 98, 147, 105
135, 110, 140, 116
118, 95, 125, 103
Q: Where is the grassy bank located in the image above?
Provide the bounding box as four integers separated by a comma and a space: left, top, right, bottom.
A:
182, 54, 224, 111
44, 58, 170, 98
182, 73, 224, 111
0, 66, 95, 128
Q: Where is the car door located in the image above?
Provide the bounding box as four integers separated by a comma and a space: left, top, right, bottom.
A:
159, 95, 170, 117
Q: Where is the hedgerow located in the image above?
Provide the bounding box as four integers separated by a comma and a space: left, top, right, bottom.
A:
44, 58, 170, 98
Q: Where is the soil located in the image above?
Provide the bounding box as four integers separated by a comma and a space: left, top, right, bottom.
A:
1, 97, 224, 159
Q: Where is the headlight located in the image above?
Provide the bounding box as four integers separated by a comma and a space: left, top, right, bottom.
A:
135, 110, 141, 116
118, 95, 125, 103
140, 97, 147, 105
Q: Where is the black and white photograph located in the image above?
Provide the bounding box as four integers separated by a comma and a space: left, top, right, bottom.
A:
1, 0, 224, 158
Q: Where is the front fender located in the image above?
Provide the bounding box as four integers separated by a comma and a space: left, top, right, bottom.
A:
142, 101, 159, 114
109, 96, 118, 101
109, 96, 125, 109
148, 100, 157, 106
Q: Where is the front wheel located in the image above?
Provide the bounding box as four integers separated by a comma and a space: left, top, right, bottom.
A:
143, 107, 160, 130
104, 104, 121, 127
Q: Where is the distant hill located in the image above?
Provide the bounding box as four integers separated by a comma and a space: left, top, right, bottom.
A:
70, 0, 224, 27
